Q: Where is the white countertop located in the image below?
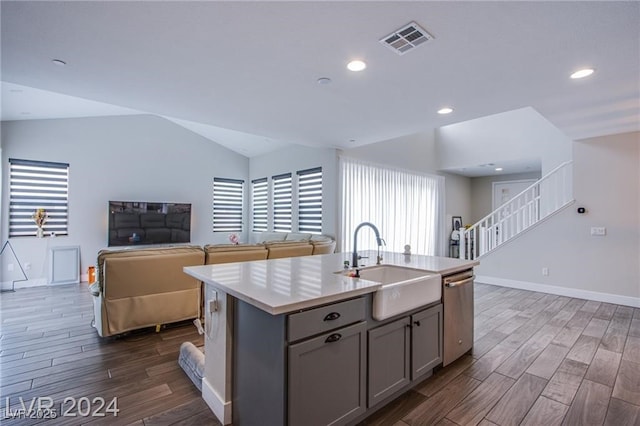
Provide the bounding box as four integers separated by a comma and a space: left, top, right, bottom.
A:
184, 251, 478, 315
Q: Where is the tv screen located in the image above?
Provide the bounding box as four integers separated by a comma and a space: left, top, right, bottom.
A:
108, 201, 191, 247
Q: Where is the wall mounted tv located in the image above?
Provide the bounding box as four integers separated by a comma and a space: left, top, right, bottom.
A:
108, 201, 192, 247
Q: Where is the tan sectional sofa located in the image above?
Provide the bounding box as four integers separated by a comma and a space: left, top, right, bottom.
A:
90, 234, 335, 337
91, 245, 205, 337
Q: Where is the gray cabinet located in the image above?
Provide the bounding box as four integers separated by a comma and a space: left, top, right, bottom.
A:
368, 316, 411, 406
289, 321, 367, 426
233, 295, 443, 425
411, 304, 443, 379
368, 304, 443, 408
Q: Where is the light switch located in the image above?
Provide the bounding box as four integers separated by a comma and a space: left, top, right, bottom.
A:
590, 227, 606, 236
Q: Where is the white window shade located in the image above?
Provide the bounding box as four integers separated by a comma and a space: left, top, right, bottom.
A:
340, 157, 445, 256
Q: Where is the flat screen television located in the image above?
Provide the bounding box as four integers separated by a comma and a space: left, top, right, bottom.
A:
108, 201, 192, 247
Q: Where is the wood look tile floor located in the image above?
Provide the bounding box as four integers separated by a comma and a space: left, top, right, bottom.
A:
0, 284, 216, 425
1, 282, 639, 425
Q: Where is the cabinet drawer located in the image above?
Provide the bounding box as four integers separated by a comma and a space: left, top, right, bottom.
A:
288, 297, 366, 342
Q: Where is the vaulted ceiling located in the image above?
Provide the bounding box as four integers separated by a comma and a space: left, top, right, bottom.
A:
2, 1, 639, 159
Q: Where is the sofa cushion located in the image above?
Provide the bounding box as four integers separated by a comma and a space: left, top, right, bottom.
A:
265, 241, 313, 259
258, 232, 287, 242
310, 234, 333, 242
204, 244, 268, 264
97, 245, 204, 292
285, 232, 312, 241
311, 240, 336, 255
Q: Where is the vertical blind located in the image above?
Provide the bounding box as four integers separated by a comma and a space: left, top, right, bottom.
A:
297, 167, 323, 234
213, 177, 244, 232
9, 158, 69, 237
340, 157, 445, 256
252, 178, 268, 232
272, 173, 292, 232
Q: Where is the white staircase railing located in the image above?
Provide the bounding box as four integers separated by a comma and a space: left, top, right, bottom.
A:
460, 161, 573, 260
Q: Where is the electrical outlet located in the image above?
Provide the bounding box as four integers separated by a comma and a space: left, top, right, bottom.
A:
7, 263, 14, 272
591, 227, 606, 236
542, 267, 549, 276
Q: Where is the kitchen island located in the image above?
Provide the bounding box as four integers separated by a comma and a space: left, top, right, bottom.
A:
184, 251, 478, 426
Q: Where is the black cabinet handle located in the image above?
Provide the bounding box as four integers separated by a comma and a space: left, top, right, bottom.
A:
323, 312, 341, 321
414, 320, 421, 327
325, 333, 342, 343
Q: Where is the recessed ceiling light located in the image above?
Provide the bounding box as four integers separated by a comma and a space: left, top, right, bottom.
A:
570, 68, 594, 79
52, 59, 67, 66
437, 107, 454, 114
347, 60, 367, 72
317, 77, 332, 85
495, 167, 503, 172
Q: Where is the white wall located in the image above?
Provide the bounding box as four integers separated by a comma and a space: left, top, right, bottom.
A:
469, 171, 542, 223
249, 144, 339, 241
476, 131, 640, 305
437, 107, 572, 175
0, 115, 249, 286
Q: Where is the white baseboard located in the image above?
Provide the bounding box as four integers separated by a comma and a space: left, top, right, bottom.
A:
0, 278, 47, 290
0, 277, 87, 291
202, 377, 232, 425
476, 275, 640, 308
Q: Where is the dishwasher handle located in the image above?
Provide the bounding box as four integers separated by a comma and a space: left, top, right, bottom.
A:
444, 276, 475, 288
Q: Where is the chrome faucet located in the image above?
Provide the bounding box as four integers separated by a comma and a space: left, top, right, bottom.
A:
352, 222, 385, 268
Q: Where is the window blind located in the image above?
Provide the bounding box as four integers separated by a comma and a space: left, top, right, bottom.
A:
213, 177, 244, 232
297, 167, 323, 234
252, 178, 268, 232
272, 173, 292, 232
9, 158, 69, 237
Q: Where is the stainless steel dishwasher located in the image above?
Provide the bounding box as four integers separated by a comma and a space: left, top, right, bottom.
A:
442, 269, 475, 366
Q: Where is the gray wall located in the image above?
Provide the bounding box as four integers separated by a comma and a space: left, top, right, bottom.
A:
1, 115, 249, 284
476, 131, 640, 303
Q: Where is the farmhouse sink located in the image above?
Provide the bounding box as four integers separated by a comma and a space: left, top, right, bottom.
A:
340, 265, 442, 320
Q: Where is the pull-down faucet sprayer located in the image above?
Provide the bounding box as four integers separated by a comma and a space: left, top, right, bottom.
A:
352, 222, 385, 268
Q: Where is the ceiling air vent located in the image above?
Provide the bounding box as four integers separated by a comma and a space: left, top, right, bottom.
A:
379, 22, 434, 55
